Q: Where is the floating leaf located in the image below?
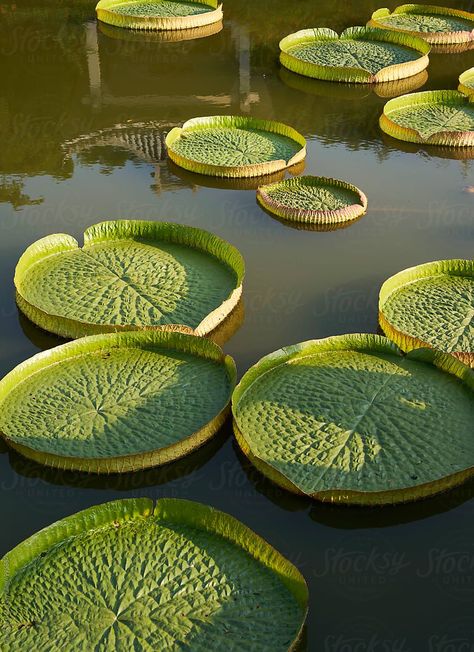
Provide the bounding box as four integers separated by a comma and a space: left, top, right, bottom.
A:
96, 0, 223, 31
459, 67, 474, 96
98, 17, 223, 41
279, 26, 430, 83
380, 90, 474, 146
257, 176, 367, 229
165, 116, 306, 178
0, 331, 235, 472
15, 220, 244, 339
0, 498, 308, 649
379, 259, 474, 367
369, 5, 474, 45
232, 334, 474, 505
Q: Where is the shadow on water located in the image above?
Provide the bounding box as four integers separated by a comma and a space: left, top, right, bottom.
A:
4, 420, 231, 491
235, 439, 474, 528
256, 199, 367, 233
167, 159, 306, 191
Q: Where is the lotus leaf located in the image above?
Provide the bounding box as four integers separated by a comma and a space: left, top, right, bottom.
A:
369, 5, 474, 45
379, 259, 474, 367
96, 0, 223, 31
165, 116, 306, 178
279, 27, 430, 83
0, 498, 308, 650
232, 334, 474, 505
380, 90, 474, 146
257, 176, 367, 227
0, 331, 236, 472
15, 220, 244, 339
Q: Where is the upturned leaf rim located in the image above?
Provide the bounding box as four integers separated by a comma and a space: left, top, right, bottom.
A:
368, 4, 474, 45
0, 330, 237, 473
95, 0, 223, 31
232, 333, 474, 506
279, 26, 430, 84
14, 219, 245, 340
165, 115, 307, 178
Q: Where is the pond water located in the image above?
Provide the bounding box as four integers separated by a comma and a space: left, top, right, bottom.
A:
1, 0, 473, 648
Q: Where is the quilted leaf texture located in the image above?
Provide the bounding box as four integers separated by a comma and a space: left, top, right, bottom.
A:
279, 26, 430, 83
0, 331, 236, 472
379, 259, 474, 366
257, 176, 367, 227
380, 90, 474, 146
0, 498, 308, 651
369, 5, 474, 44
232, 334, 474, 505
15, 220, 244, 339
165, 116, 306, 178
108, 0, 213, 17
96, 0, 222, 31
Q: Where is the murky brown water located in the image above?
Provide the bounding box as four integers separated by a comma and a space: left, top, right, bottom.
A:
1, 1, 473, 648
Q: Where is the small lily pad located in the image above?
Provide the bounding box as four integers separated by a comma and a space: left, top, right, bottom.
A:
369, 5, 474, 45
15, 220, 244, 339
257, 176, 367, 228
96, 0, 223, 31
232, 334, 474, 505
379, 259, 474, 367
0, 498, 308, 650
165, 116, 306, 178
279, 26, 430, 83
380, 90, 474, 146
0, 331, 236, 472
459, 67, 474, 96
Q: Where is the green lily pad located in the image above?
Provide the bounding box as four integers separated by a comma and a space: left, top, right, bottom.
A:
279, 26, 430, 83
15, 220, 244, 339
257, 176, 367, 228
96, 0, 223, 31
165, 116, 306, 178
459, 67, 474, 96
379, 259, 474, 367
369, 5, 474, 45
380, 90, 474, 146
0, 498, 308, 650
0, 331, 236, 472
232, 334, 474, 505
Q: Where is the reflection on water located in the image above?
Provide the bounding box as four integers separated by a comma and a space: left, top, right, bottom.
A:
98, 18, 224, 42
0, 1, 474, 648
280, 67, 430, 100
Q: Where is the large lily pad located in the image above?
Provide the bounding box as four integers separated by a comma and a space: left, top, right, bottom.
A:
369, 5, 474, 45
279, 26, 430, 84
15, 220, 244, 339
232, 334, 474, 505
96, 0, 223, 31
165, 116, 306, 178
0, 498, 308, 650
379, 259, 474, 367
257, 176, 367, 228
0, 331, 236, 472
380, 90, 474, 146
459, 67, 474, 96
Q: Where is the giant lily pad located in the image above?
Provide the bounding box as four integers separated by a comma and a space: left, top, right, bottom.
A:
257, 176, 368, 228
380, 90, 474, 146
232, 334, 474, 505
15, 220, 244, 339
165, 116, 306, 178
379, 259, 474, 367
369, 5, 474, 45
0, 331, 236, 473
279, 26, 430, 83
459, 67, 474, 96
0, 498, 308, 650
96, 0, 223, 31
